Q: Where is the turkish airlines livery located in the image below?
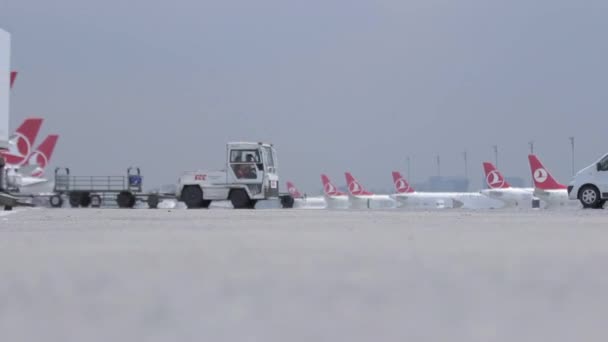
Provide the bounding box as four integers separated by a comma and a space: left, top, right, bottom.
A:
391, 171, 503, 209
10, 71, 16, 88
480, 162, 534, 208
344, 172, 395, 209
320, 174, 349, 209
285, 181, 326, 209
1, 117, 43, 167
6, 134, 60, 190
528, 154, 577, 208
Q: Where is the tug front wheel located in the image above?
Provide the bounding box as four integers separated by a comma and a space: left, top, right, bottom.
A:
230, 189, 253, 209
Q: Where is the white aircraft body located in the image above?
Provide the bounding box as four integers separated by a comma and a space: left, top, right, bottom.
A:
286, 181, 326, 209
390, 171, 503, 209
320, 174, 350, 209
479, 162, 535, 208
344, 172, 396, 209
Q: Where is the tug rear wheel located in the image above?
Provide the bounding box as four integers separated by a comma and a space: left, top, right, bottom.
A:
230, 189, 253, 209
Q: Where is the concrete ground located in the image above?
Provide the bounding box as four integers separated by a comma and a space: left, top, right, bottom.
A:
1, 208, 607, 341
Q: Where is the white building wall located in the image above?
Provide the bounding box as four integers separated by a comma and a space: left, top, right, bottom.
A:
0, 28, 10, 150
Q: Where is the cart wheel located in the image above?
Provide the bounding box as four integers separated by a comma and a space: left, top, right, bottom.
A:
147, 194, 159, 209
69, 192, 81, 208
117, 191, 136, 208
90, 194, 102, 208
79, 192, 91, 208
50, 195, 63, 208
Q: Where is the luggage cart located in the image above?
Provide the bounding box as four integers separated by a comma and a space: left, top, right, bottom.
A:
50, 167, 168, 208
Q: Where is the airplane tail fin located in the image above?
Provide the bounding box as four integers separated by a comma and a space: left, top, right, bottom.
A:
286, 181, 303, 198
482, 162, 511, 189
391, 171, 415, 193
321, 174, 345, 197
28, 134, 59, 178
344, 172, 373, 196
10, 71, 17, 88
3, 118, 44, 166
528, 154, 566, 190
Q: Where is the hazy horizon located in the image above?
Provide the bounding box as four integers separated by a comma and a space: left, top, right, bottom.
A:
3, 0, 607, 193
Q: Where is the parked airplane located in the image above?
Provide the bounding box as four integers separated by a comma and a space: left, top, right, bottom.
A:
6, 134, 60, 190
528, 154, 577, 208
320, 174, 349, 209
391, 171, 503, 209
344, 172, 396, 209
480, 162, 534, 207
285, 181, 326, 209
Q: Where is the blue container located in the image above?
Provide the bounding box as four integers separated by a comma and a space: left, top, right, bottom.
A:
128, 175, 142, 186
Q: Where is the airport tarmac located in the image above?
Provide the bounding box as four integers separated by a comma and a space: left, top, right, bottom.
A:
1, 208, 607, 341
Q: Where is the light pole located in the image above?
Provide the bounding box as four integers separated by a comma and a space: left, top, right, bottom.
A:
529, 140, 534, 154
493, 145, 498, 168
436, 155, 441, 177
463, 150, 468, 179
406, 156, 411, 181
569, 136, 575, 176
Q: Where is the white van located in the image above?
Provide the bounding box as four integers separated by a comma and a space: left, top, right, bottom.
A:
568, 153, 608, 208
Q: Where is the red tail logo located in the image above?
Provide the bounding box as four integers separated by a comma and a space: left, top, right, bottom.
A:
528, 154, 566, 190
321, 174, 345, 196
27, 134, 59, 177
2, 118, 44, 166
344, 172, 373, 196
286, 181, 303, 198
10, 71, 17, 88
482, 162, 510, 189
391, 171, 414, 193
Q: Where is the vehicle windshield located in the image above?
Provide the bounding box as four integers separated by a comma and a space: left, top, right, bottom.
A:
230, 149, 260, 179
263, 146, 274, 168
230, 149, 260, 163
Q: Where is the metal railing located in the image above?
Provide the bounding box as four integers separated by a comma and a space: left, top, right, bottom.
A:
54, 175, 128, 192
53, 167, 143, 193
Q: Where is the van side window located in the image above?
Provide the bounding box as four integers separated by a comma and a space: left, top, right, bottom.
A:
599, 156, 608, 171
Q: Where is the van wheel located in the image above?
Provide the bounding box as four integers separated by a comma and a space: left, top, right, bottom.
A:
230, 189, 252, 209
579, 185, 602, 209
181, 186, 203, 209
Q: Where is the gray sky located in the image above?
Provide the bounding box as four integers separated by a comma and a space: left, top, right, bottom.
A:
2, 0, 607, 193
